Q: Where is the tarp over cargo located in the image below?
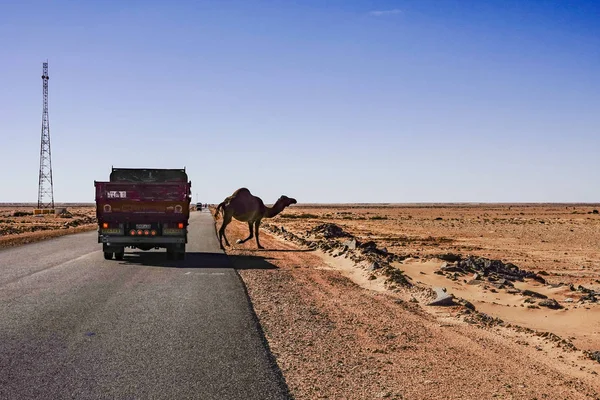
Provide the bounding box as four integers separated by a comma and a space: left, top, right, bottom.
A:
109, 168, 188, 183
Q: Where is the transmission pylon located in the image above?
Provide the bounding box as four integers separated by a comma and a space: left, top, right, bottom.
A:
36, 61, 54, 213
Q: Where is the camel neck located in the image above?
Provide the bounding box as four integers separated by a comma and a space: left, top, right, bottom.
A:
265, 202, 283, 218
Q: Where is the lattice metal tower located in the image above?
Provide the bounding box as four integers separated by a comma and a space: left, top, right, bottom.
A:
37, 61, 54, 210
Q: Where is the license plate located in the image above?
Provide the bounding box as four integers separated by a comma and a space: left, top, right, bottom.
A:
136, 224, 151, 229
163, 228, 184, 235
102, 228, 122, 234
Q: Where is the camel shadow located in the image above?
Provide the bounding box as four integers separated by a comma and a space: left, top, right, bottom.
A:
119, 251, 278, 270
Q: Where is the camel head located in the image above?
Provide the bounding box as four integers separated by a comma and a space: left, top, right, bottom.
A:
264, 195, 297, 218
277, 195, 297, 208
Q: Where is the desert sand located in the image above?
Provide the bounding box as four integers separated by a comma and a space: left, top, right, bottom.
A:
221, 204, 600, 399
0, 205, 97, 248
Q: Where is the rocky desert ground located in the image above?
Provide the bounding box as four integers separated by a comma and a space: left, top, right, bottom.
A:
2, 203, 600, 398
0, 204, 97, 248
220, 204, 600, 399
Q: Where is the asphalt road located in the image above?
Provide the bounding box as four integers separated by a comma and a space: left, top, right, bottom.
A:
0, 210, 290, 400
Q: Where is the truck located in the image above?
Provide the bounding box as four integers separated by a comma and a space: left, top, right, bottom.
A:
94, 167, 191, 261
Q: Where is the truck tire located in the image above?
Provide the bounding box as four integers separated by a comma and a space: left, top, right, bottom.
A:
103, 252, 113, 260
114, 251, 124, 260
166, 250, 174, 260
176, 245, 186, 260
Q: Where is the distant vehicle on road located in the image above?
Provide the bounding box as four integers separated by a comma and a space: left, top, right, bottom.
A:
196, 202, 203, 211
94, 167, 191, 260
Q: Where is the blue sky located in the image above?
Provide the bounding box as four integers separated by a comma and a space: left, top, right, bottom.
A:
1, 0, 599, 203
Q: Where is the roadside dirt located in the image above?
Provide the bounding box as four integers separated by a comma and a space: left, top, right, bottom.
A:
218, 204, 600, 400
0, 205, 97, 248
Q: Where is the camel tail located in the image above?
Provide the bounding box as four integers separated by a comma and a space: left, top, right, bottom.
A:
214, 201, 226, 219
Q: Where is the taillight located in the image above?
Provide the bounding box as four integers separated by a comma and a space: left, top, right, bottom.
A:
178, 222, 184, 229
103, 204, 112, 213
102, 222, 109, 229
151, 230, 157, 236
175, 205, 183, 213
144, 230, 150, 236
137, 230, 143, 235
130, 229, 136, 235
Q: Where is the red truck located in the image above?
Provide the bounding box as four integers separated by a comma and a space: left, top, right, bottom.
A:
94, 167, 191, 260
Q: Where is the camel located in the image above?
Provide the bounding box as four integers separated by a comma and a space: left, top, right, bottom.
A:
214, 188, 297, 250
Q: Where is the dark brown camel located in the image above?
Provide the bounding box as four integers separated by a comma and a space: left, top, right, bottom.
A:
214, 188, 297, 250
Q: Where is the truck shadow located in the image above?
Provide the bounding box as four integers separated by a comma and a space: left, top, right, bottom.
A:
120, 251, 278, 270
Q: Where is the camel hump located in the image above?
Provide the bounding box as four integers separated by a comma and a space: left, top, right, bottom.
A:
233, 188, 252, 196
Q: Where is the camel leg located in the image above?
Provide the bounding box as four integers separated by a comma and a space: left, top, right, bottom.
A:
255, 219, 264, 249
218, 213, 233, 250
236, 222, 254, 244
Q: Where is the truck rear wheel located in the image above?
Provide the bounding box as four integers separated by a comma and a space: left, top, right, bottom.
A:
103, 252, 113, 260
114, 251, 124, 260
176, 245, 186, 260
166, 250, 174, 260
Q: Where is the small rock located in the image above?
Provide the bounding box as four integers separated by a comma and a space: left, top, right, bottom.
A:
539, 298, 562, 309
343, 238, 357, 250
522, 289, 548, 299
441, 263, 463, 273
427, 287, 454, 306
368, 262, 381, 271
531, 275, 546, 284
360, 241, 377, 250
438, 253, 461, 262
588, 351, 600, 363
457, 298, 476, 311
